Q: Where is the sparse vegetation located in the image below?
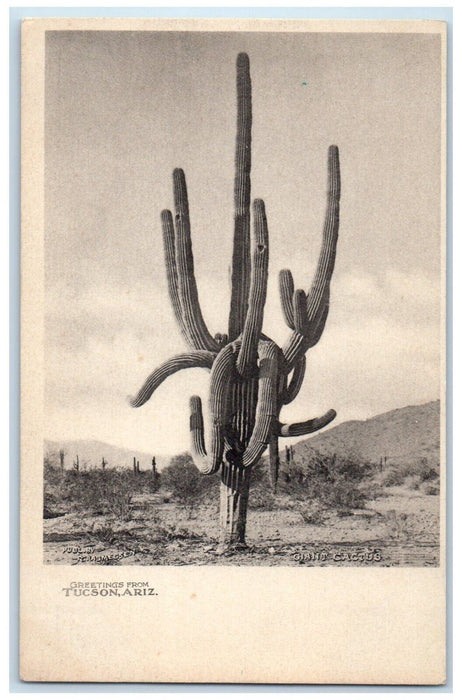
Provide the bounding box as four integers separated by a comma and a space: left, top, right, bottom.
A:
281, 450, 375, 510
43, 417, 440, 566
44, 456, 160, 522
161, 452, 218, 516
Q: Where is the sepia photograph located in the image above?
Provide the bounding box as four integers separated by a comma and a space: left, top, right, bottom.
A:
20, 17, 447, 683
42, 27, 444, 567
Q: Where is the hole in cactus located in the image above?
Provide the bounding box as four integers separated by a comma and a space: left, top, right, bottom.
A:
257, 244, 266, 253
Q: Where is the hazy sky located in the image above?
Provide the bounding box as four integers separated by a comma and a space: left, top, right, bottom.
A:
45, 29, 442, 454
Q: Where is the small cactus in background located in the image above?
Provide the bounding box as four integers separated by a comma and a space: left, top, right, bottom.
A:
101, 456, 107, 470
59, 449, 65, 471
73, 455, 79, 472
130, 53, 340, 549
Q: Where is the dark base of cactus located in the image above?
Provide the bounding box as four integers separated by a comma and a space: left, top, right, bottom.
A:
218, 461, 252, 551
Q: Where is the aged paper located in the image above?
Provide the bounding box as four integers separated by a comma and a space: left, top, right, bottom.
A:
21, 18, 446, 683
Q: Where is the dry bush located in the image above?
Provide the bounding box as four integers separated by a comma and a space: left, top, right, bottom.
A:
382, 510, 416, 540
298, 505, 327, 525
382, 458, 439, 490
56, 469, 137, 520
161, 453, 218, 515
282, 451, 374, 510
422, 482, 440, 496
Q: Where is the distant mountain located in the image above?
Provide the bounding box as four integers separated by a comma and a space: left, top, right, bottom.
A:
44, 439, 171, 472
286, 400, 440, 471
46, 401, 441, 474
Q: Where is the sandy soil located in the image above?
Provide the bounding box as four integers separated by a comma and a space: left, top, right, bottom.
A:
44, 487, 440, 567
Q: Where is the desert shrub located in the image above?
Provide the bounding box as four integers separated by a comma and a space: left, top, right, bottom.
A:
161, 453, 216, 515
323, 481, 367, 509
406, 474, 422, 491
92, 525, 116, 543
298, 506, 326, 525
282, 451, 373, 510
382, 460, 439, 490
59, 469, 136, 520
382, 468, 406, 487
422, 482, 439, 496
382, 510, 414, 539
43, 457, 68, 515
248, 485, 276, 510
421, 467, 439, 482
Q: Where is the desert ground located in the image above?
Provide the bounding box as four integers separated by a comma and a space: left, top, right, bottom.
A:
43, 467, 440, 567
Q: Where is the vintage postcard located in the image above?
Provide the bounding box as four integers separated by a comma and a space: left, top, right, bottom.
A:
21, 18, 447, 683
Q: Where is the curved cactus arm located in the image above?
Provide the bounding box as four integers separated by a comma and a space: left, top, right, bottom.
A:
283, 356, 306, 405
237, 199, 269, 377
128, 351, 215, 407
278, 408, 336, 437
173, 168, 220, 353
305, 145, 340, 325
268, 433, 280, 491
281, 330, 307, 369
293, 289, 309, 335
189, 396, 223, 475
282, 146, 340, 367
279, 269, 295, 330
161, 209, 190, 344
228, 52, 252, 341
242, 340, 279, 468
308, 292, 330, 346
189, 344, 236, 475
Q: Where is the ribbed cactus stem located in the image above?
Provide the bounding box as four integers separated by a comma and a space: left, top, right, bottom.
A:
305, 146, 340, 324
189, 344, 236, 474
283, 356, 306, 405
268, 434, 280, 492
228, 52, 252, 341
242, 340, 279, 468
278, 408, 336, 437
129, 351, 215, 407
173, 168, 219, 352
219, 460, 251, 548
189, 395, 223, 475
279, 269, 295, 329
293, 289, 309, 335
161, 209, 190, 344
307, 294, 330, 346
237, 199, 269, 377
282, 145, 340, 367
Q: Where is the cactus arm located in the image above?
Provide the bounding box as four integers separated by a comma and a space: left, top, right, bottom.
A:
282, 145, 340, 367
305, 145, 340, 325
277, 408, 336, 437
189, 344, 236, 474
283, 356, 306, 405
161, 209, 191, 344
268, 433, 280, 491
228, 52, 252, 341
237, 199, 269, 377
279, 269, 295, 330
173, 168, 220, 353
309, 293, 330, 346
128, 351, 215, 407
242, 340, 279, 468
293, 289, 309, 335
189, 396, 223, 475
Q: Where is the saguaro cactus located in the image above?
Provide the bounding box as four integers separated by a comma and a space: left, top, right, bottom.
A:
130, 53, 340, 549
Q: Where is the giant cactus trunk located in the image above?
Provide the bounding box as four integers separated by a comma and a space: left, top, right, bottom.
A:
130, 53, 341, 550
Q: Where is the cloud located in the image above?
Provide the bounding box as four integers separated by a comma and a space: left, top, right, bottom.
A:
44, 266, 441, 453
